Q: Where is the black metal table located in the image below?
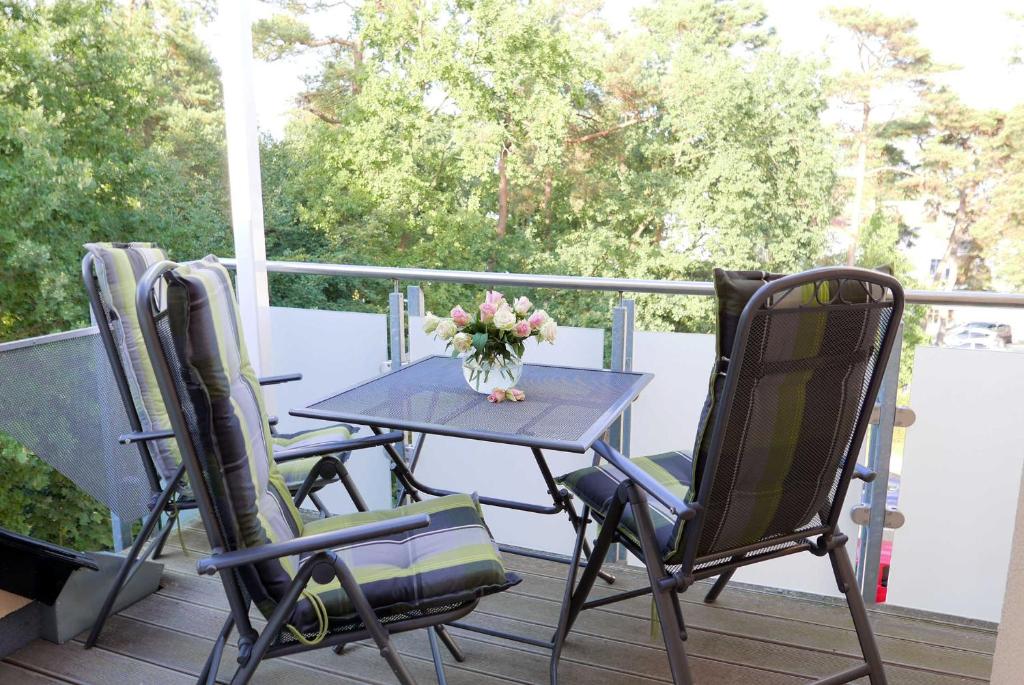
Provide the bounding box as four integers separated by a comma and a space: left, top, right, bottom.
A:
291, 354, 653, 648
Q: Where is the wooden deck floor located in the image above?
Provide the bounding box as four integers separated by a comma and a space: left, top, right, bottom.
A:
3, 526, 996, 684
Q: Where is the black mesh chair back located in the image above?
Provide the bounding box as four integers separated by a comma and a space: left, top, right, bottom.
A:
686, 267, 904, 570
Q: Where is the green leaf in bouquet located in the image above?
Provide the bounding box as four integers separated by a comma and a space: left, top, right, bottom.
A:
472, 332, 488, 352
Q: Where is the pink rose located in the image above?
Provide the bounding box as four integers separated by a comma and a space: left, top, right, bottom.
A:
487, 388, 506, 403
507, 388, 525, 402
485, 290, 505, 306
528, 309, 549, 331
513, 296, 532, 315
451, 305, 471, 327
479, 301, 497, 322
513, 319, 531, 338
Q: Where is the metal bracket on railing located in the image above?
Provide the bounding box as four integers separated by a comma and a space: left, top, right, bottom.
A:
856, 322, 905, 604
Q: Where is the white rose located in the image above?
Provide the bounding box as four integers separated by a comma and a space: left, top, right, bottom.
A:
435, 319, 457, 340
493, 303, 516, 331
452, 332, 473, 353
513, 296, 532, 316
423, 312, 440, 334
539, 319, 558, 343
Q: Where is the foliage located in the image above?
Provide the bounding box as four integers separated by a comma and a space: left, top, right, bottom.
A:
0, 434, 112, 550
0, 0, 229, 549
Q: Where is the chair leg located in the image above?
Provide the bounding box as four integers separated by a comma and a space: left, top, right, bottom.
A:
831, 542, 888, 684
329, 552, 416, 685
628, 484, 694, 685
434, 625, 465, 662
550, 506, 592, 685
428, 626, 449, 685
85, 477, 180, 649
308, 491, 331, 517
199, 615, 234, 685
337, 462, 369, 512
703, 568, 735, 604
151, 507, 180, 560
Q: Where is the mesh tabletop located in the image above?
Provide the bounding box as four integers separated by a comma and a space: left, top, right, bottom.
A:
296, 355, 652, 453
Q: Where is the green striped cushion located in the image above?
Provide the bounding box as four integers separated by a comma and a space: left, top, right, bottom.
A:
292, 493, 519, 632
557, 451, 692, 564
166, 256, 306, 609
273, 424, 353, 489
84, 242, 180, 481
694, 269, 889, 556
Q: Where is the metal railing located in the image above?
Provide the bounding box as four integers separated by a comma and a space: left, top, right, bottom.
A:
226, 257, 1024, 600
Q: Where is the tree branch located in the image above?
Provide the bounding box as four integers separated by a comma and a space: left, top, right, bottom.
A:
567, 114, 650, 145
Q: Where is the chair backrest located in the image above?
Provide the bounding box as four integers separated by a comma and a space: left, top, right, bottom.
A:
82, 243, 177, 488
136, 255, 305, 615
682, 267, 904, 570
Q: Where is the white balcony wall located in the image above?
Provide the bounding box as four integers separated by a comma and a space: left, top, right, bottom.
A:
408, 317, 604, 554
268, 307, 393, 513
886, 346, 1024, 622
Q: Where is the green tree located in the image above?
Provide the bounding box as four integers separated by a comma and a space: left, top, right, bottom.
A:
823, 6, 936, 264
0, 0, 229, 549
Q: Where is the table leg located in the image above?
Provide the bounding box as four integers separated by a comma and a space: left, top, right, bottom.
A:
531, 447, 615, 585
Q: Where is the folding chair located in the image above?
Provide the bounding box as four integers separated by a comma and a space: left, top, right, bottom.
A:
82, 243, 379, 649
552, 266, 904, 685
137, 255, 520, 684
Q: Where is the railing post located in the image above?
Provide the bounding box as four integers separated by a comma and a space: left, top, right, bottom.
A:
388, 280, 406, 370
857, 322, 904, 604
607, 296, 635, 563
406, 285, 424, 318
608, 296, 635, 456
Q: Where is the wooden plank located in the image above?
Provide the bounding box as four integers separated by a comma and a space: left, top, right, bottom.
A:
503, 553, 997, 655
5, 639, 193, 685
0, 660, 71, 684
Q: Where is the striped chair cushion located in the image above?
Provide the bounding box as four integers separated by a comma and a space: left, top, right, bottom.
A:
273, 424, 353, 489
84, 242, 180, 481
292, 493, 519, 633
166, 256, 306, 609
87, 244, 343, 496
557, 451, 692, 564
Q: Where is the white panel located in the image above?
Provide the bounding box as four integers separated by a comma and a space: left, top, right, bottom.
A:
887, 346, 1024, 621
629, 331, 714, 458
269, 307, 392, 513
409, 316, 606, 553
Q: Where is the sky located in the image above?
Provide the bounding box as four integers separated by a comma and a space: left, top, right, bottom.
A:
216, 1, 1024, 138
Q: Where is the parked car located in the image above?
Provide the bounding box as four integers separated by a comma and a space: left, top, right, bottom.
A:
963, 321, 1012, 345
943, 326, 1007, 350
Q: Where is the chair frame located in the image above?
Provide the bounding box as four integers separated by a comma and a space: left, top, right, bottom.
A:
551, 267, 905, 685
81, 252, 394, 651
137, 260, 472, 685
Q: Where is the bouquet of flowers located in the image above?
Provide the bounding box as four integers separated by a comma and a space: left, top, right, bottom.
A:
424, 290, 557, 396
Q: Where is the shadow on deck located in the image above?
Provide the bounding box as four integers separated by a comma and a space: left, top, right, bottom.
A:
2, 524, 995, 684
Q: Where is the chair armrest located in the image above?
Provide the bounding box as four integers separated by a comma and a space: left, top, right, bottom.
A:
196, 513, 430, 575
853, 464, 877, 483
119, 429, 175, 445
259, 372, 303, 386
592, 441, 698, 521
271, 430, 405, 463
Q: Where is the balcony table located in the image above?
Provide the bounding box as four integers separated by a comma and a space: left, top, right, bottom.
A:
291, 353, 653, 649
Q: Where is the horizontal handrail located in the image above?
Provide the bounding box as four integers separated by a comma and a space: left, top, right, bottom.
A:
222, 258, 1024, 308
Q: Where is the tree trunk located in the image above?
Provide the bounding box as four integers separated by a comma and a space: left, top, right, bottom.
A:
932, 193, 972, 344
542, 171, 553, 236
496, 142, 510, 238
846, 104, 871, 265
